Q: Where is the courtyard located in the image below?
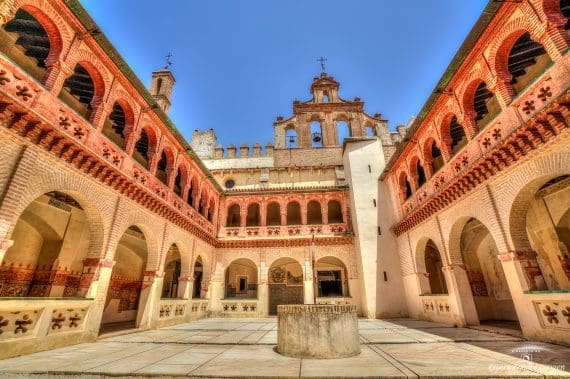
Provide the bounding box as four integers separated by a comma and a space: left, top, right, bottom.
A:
0, 317, 568, 378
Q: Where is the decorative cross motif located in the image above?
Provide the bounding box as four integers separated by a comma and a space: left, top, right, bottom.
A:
317, 56, 327, 72
15, 85, 32, 101
522, 100, 536, 115
69, 313, 82, 328
492, 128, 501, 140
14, 314, 33, 333
482, 137, 491, 149
73, 127, 85, 139
59, 116, 71, 129
542, 305, 558, 324
537, 86, 552, 102
51, 313, 66, 330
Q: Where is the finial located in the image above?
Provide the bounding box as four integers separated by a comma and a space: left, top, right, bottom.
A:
317, 56, 327, 73
164, 52, 173, 70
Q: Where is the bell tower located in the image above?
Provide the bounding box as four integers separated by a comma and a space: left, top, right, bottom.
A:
311, 72, 340, 103
150, 68, 175, 114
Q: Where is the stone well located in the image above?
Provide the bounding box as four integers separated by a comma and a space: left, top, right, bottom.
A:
276, 304, 360, 359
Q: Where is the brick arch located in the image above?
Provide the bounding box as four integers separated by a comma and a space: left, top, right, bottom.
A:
223, 255, 260, 269
314, 251, 356, 279
5, 1, 72, 65
159, 231, 192, 275
138, 125, 159, 155
267, 256, 304, 272
461, 78, 488, 117
414, 236, 447, 273
65, 53, 108, 101
158, 145, 176, 172
111, 219, 160, 271
2, 171, 110, 263
487, 17, 545, 84
438, 112, 460, 149
504, 151, 570, 251
422, 137, 440, 162
541, 0, 568, 27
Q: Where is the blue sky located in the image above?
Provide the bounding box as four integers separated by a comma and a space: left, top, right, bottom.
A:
79, 0, 488, 148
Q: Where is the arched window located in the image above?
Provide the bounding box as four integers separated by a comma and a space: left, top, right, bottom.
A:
307, 201, 322, 225
287, 202, 301, 225
58, 64, 96, 121
103, 102, 127, 148
285, 127, 297, 148
156, 151, 168, 184
133, 129, 150, 169
328, 200, 343, 223
266, 202, 281, 226
426, 140, 444, 173
246, 203, 260, 227
424, 240, 448, 294
2, 9, 51, 83
472, 82, 500, 129
199, 189, 208, 216
161, 244, 181, 299
507, 32, 551, 94
416, 160, 426, 188
192, 257, 203, 299
173, 168, 182, 196
400, 173, 413, 200
336, 121, 350, 145
208, 198, 216, 222
187, 177, 197, 207
322, 92, 330, 102
449, 116, 468, 156
311, 121, 323, 148
156, 77, 163, 93
226, 204, 240, 227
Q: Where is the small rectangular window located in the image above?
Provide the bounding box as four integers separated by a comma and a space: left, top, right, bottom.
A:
377, 226, 382, 235
372, 199, 376, 207
383, 271, 388, 282
368, 165, 371, 173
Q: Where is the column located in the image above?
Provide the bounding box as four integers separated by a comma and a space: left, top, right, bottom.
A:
258, 261, 269, 316
137, 270, 163, 329
442, 264, 479, 326
303, 259, 315, 304
79, 258, 115, 338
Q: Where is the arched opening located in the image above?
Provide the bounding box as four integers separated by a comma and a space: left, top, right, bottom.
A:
156, 78, 163, 93
268, 257, 303, 315
173, 168, 183, 196
100, 225, 148, 334
316, 256, 350, 298
448, 116, 468, 156
155, 150, 168, 184
427, 140, 444, 174
207, 198, 216, 223
246, 203, 260, 227
461, 219, 519, 326
198, 189, 208, 217
1, 192, 90, 297
187, 177, 197, 207
224, 258, 257, 299
58, 64, 96, 121
286, 202, 301, 225
399, 173, 413, 200
102, 102, 127, 148
192, 256, 203, 299
133, 129, 151, 170
311, 121, 323, 148
522, 175, 570, 290
285, 127, 297, 148
226, 204, 241, 227
507, 32, 552, 94
307, 200, 322, 225
423, 240, 448, 294
161, 244, 181, 299
266, 202, 281, 226
413, 158, 426, 188
322, 92, 330, 102
1, 8, 51, 83
328, 200, 343, 224
365, 125, 376, 137
473, 82, 500, 130
336, 121, 350, 145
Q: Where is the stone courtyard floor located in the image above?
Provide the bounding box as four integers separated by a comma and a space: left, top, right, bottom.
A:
0, 318, 569, 378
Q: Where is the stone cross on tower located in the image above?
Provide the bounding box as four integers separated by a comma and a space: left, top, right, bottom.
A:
165, 52, 173, 70
317, 56, 327, 73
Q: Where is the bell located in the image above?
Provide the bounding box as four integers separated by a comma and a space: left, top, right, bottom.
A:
312, 133, 322, 142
